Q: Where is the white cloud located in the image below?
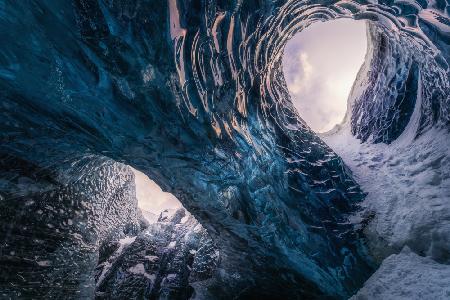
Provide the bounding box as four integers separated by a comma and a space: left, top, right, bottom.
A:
283, 19, 367, 132
286, 52, 313, 95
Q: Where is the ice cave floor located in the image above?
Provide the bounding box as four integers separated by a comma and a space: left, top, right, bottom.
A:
323, 125, 450, 299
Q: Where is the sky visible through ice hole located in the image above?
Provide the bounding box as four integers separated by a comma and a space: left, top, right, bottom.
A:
283, 19, 368, 133
132, 168, 182, 220
133, 20, 368, 219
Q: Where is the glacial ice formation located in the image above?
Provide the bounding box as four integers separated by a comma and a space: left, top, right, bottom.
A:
0, 0, 449, 299
0, 158, 144, 298
95, 208, 218, 299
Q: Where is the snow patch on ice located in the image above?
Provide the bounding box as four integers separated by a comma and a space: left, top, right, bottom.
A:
36, 260, 51, 267
141, 209, 159, 224
145, 255, 159, 262
119, 236, 136, 247
180, 215, 189, 224
128, 263, 156, 281
351, 247, 450, 300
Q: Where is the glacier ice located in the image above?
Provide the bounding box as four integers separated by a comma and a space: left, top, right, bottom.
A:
323, 18, 450, 299
0, 158, 144, 298
95, 208, 218, 299
0, 0, 449, 299
323, 20, 450, 265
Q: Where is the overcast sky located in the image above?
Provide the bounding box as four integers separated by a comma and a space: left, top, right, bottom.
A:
132, 168, 181, 214
283, 19, 367, 132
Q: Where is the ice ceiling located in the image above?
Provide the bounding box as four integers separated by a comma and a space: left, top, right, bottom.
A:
0, 0, 449, 299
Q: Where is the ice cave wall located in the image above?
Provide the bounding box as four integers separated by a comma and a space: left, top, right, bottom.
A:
0, 157, 144, 298
0, 0, 449, 299
95, 208, 219, 299
349, 23, 449, 143
0, 155, 217, 299
323, 7, 450, 275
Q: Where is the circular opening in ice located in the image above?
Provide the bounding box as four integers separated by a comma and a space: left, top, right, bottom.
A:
283, 19, 368, 133
132, 168, 182, 222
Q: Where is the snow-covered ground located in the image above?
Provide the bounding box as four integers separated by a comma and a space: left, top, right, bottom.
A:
323, 123, 450, 298
324, 125, 450, 262
351, 247, 450, 300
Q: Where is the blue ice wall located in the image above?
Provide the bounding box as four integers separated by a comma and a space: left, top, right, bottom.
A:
0, 157, 143, 298
350, 23, 449, 143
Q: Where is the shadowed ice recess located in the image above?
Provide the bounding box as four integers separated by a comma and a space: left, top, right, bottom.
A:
0, 0, 449, 299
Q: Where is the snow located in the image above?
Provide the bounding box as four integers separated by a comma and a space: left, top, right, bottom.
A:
323, 125, 450, 262
180, 215, 189, 224
127, 263, 156, 281
141, 209, 158, 224
145, 255, 159, 262
351, 247, 450, 300
119, 236, 136, 246
36, 260, 51, 267
323, 116, 450, 298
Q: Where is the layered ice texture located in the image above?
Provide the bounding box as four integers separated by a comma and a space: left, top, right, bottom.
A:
95, 208, 218, 299
0, 0, 449, 299
0, 159, 144, 298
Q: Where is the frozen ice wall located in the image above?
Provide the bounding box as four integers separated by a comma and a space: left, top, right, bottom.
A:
0, 157, 143, 298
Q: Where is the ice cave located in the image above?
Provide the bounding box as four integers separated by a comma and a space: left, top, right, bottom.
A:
0, 0, 449, 299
